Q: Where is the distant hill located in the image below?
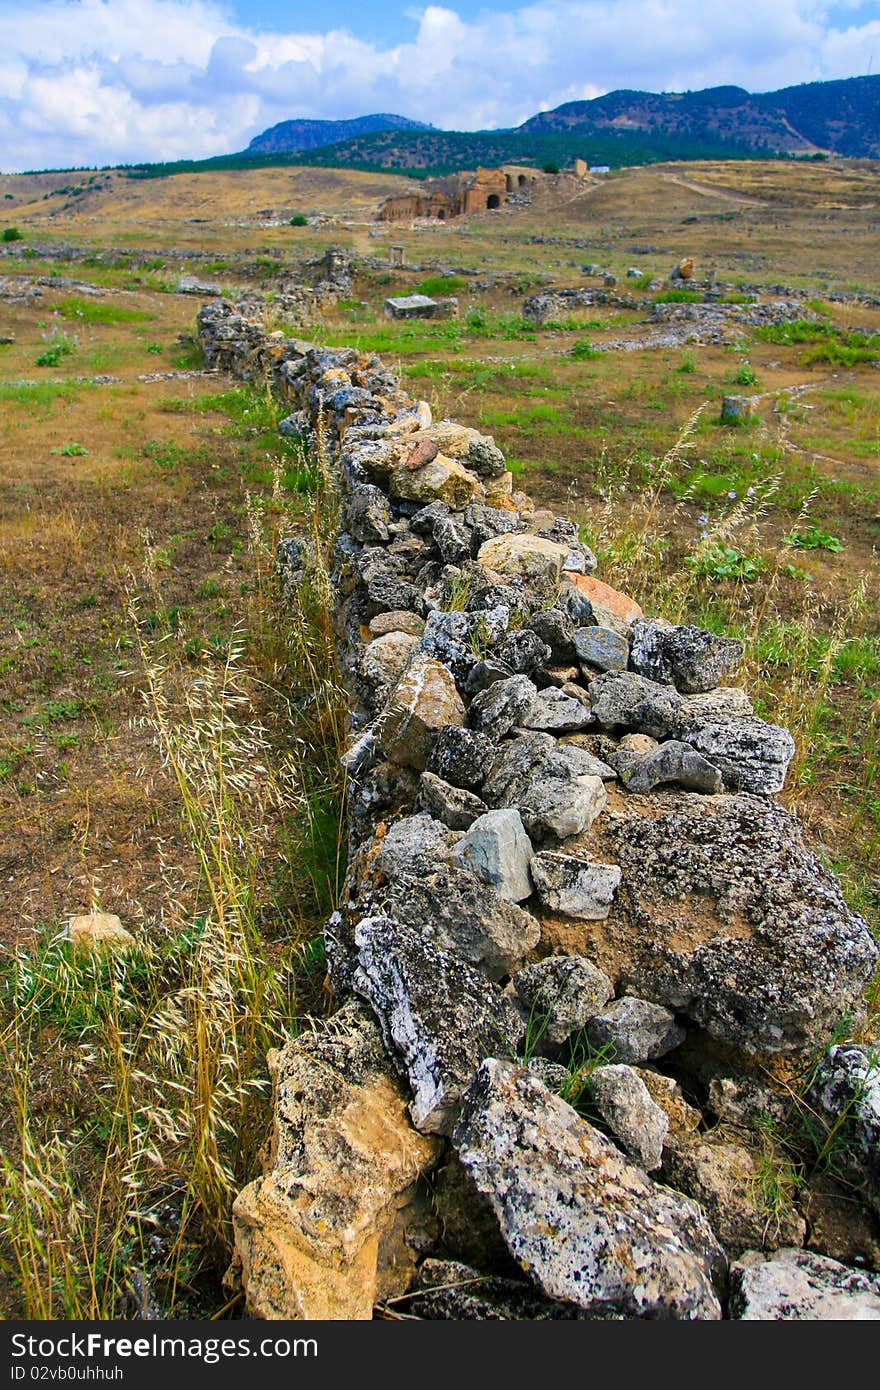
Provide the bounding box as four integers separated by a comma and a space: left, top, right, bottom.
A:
246, 113, 433, 155
518, 76, 880, 159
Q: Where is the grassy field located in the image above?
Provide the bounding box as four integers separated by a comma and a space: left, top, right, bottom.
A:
0, 154, 878, 1316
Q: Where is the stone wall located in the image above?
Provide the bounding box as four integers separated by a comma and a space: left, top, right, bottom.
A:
197, 299, 880, 1321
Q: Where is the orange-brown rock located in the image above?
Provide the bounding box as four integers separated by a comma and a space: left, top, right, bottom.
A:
566, 573, 644, 625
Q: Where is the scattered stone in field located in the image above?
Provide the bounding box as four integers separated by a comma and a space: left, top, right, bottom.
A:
586, 997, 685, 1064
663, 1137, 806, 1256
66, 912, 135, 951
382, 866, 540, 979
416, 771, 488, 831
453, 1060, 724, 1319
177, 274, 221, 295
589, 670, 682, 738
376, 812, 462, 880
470, 674, 538, 738
450, 808, 534, 903
672, 257, 695, 280
616, 738, 723, 794
721, 394, 757, 425
522, 687, 594, 733
806, 1045, 880, 1220
676, 712, 795, 794
427, 726, 497, 791
729, 1248, 880, 1320
583, 1064, 668, 1171
375, 655, 466, 769
630, 620, 743, 693
574, 626, 630, 673
530, 852, 621, 920
513, 956, 614, 1044
230, 1000, 440, 1320
353, 918, 524, 1135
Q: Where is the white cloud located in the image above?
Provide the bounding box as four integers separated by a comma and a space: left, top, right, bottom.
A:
0, 0, 877, 170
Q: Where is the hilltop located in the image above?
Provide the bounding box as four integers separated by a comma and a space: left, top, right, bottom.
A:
247, 112, 433, 155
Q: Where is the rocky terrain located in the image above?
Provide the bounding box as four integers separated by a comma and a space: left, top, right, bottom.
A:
197, 291, 880, 1321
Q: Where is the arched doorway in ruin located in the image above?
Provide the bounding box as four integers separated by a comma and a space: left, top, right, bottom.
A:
518, 174, 527, 187
486, 194, 501, 209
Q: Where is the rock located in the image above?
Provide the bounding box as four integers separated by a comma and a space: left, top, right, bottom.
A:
526, 608, 578, 663
382, 866, 540, 979
616, 739, 723, 794
344, 483, 394, 543
353, 918, 524, 1135
634, 1069, 702, 1140
376, 813, 462, 880
663, 1138, 805, 1256
369, 610, 426, 638
429, 1157, 513, 1272
66, 912, 135, 951
360, 632, 419, 694
729, 1248, 880, 1320
630, 620, 743, 694
405, 1258, 588, 1320
375, 655, 467, 770
676, 713, 795, 794
494, 629, 552, 675
426, 725, 497, 790
706, 1076, 788, 1129
389, 453, 483, 510
230, 1000, 440, 1320
530, 852, 621, 920
477, 533, 571, 588
450, 808, 534, 903
677, 686, 753, 723
574, 626, 630, 673
416, 771, 488, 830
522, 687, 594, 733
587, 790, 878, 1054
465, 502, 522, 549
801, 1175, 880, 1271
806, 1045, 880, 1220
177, 274, 221, 295
470, 674, 538, 739
363, 573, 426, 620
589, 670, 682, 739
419, 606, 509, 682
483, 732, 608, 842
453, 1060, 724, 1318
586, 997, 685, 1064
672, 257, 695, 280
584, 1065, 669, 1171
513, 956, 614, 1045
463, 658, 515, 697
564, 574, 643, 627
524, 1057, 572, 1092
721, 394, 757, 425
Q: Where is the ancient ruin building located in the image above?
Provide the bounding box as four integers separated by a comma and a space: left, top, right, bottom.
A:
378, 165, 538, 222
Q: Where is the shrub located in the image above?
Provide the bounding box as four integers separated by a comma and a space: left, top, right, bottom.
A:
542, 162, 560, 175
289, 215, 308, 227
1, 226, 23, 242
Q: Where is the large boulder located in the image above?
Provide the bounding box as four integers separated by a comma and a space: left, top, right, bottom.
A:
630, 620, 743, 693
375, 655, 467, 770
453, 1060, 725, 1318
230, 1001, 440, 1320
582, 790, 878, 1054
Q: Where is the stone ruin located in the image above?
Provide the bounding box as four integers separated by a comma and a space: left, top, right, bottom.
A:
197, 298, 880, 1321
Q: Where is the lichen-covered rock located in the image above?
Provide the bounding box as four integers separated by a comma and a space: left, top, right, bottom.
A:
470, 674, 538, 738
376, 812, 462, 880
389, 452, 484, 510
586, 996, 685, 1064
450, 808, 534, 903
634, 1069, 702, 1141
360, 631, 419, 694
806, 1045, 880, 1220
483, 732, 607, 842
589, 670, 682, 738
344, 483, 394, 543
427, 725, 497, 790
353, 918, 524, 1135
676, 712, 795, 794
381, 865, 541, 980
420, 606, 509, 682
587, 790, 878, 1054
453, 1060, 724, 1318
513, 955, 614, 1045
494, 629, 552, 676
630, 620, 743, 693
416, 771, 488, 830
584, 1065, 669, 1171
526, 608, 578, 663
230, 1000, 440, 1320
663, 1137, 806, 1256
405, 1258, 589, 1320
522, 687, 594, 733
477, 533, 572, 587
615, 738, 723, 794
369, 610, 426, 637
729, 1248, 880, 1320
574, 626, 630, 673
375, 655, 467, 769
530, 852, 621, 920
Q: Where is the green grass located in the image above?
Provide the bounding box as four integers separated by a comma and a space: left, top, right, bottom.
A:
410, 276, 468, 297
56, 297, 153, 325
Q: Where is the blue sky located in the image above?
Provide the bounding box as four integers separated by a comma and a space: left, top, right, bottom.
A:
2, 1, 880, 171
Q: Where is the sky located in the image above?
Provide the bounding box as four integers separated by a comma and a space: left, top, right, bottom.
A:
1, 0, 880, 172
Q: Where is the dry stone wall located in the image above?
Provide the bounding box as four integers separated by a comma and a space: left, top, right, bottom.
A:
198, 299, 880, 1321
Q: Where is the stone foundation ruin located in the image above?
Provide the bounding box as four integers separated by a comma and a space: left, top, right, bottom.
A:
197, 298, 880, 1322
